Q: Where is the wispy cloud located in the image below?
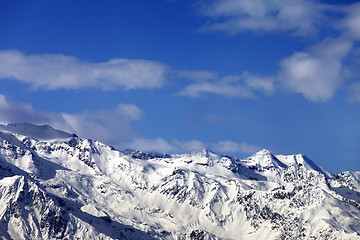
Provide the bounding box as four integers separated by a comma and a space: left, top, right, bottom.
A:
0, 50, 168, 90
0, 94, 52, 124
0, 50, 274, 101
198, 0, 324, 36
0, 94, 141, 145
336, 3, 360, 39
243, 72, 275, 93
197, 0, 360, 102
179, 76, 253, 98
179, 72, 274, 98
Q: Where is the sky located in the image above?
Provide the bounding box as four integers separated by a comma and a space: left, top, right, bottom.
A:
0, 0, 359, 173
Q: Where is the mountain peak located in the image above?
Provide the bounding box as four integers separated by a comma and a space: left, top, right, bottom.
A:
0, 123, 358, 239
254, 148, 273, 156
182, 148, 220, 159
242, 148, 287, 170
0, 123, 74, 140
195, 148, 215, 155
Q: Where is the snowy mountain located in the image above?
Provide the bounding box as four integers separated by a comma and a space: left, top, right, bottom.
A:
0, 123, 359, 239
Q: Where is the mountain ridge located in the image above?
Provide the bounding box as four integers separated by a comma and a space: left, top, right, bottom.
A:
0, 123, 359, 239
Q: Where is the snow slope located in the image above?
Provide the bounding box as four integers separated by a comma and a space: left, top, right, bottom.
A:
0, 123, 74, 140
0, 123, 359, 240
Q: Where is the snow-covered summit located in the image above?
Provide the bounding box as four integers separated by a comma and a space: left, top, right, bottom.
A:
241, 149, 287, 171
176, 148, 220, 159
0, 123, 75, 140
275, 153, 333, 178
0, 123, 359, 240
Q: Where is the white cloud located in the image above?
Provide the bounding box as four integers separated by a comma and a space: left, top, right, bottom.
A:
58, 103, 142, 144
0, 94, 141, 145
243, 72, 275, 93
0, 50, 273, 101
179, 73, 274, 98
279, 37, 353, 102
337, 3, 360, 39
198, 1, 360, 102
279, 52, 342, 101
179, 79, 253, 98
0, 95, 51, 124
198, 0, 323, 36
0, 50, 168, 90
276, 2, 360, 102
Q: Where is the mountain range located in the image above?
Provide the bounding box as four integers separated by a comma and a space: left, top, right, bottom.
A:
0, 123, 359, 239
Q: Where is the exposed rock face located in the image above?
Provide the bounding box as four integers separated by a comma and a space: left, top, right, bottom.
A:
0, 123, 359, 239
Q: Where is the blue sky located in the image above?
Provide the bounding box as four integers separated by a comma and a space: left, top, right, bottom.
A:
0, 0, 359, 173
